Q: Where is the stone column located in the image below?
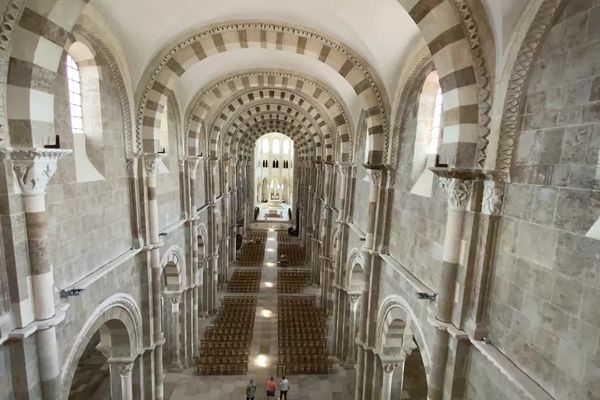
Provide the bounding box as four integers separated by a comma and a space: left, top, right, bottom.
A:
355, 168, 383, 400
435, 173, 475, 322
119, 362, 134, 400
167, 293, 183, 370
380, 360, 400, 400
345, 293, 360, 366
187, 157, 201, 357
8, 148, 71, 400
143, 153, 166, 399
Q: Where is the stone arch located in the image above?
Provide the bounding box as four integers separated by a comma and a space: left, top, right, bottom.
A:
228, 116, 314, 161
376, 295, 431, 374
345, 248, 364, 292
61, 294, 142, 398
136, 21, 388, 164
493, 0, 567, 180
160, 245, 185, 290
209, 89, 332, 158
197, 223, 208, 261
220, 103, 323, 159
185, 70, 353, 162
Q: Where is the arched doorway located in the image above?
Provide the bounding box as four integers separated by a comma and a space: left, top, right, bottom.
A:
63, 296, 141, 400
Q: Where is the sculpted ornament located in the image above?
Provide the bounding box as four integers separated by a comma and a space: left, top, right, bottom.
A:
439, 178, 473, 210
482, 180, 505, 216
382, 361, 399, 375
119, 363, 134, 377
8, 149, 71, 196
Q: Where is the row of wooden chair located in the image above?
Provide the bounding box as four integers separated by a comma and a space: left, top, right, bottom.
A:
277, 295, 331, 375
277, 361, 333, 376
198, 296, 256, 375
277, 270, 311, 293
278, 242, 305, 265
198, 361, 248, 375
226, 270, 262, 292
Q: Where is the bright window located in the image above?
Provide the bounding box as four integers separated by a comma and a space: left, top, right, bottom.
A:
262, 138, 270, 153
160, 104, 169, 152
272, 139, 280, 154
283, 139, 290, 154
66, 55, 83, 134
428, 88, 442, 154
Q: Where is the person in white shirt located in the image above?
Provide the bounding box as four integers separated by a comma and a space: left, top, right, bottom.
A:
279, 376, 289, 400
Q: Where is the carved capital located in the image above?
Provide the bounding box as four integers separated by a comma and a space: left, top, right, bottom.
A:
187, 157, 201, 173
439, 178, 474, 210
349, 293, 361, 304
125, 157, 136, 176
119, 362, 134, 377
143, 153, 166, 177
382, 361, 399, 375
482, 180, 505, 216
368, 169, 383, 187
3, 148, 71, 196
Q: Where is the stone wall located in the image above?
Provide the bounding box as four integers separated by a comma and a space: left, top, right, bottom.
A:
488, 2, 600, 398
387, 66, 447, 292
157, 103, 183, 231
51, 53, 132, 288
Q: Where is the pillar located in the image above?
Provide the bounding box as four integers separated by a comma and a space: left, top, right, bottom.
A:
355, 168, 383, 400
119, 362, 134, 400
187, 157, 201, 357
380, 360, 400, 400
8, 148, 71, 400
166, 293, 183, 370
143, 153, 166, 399
345, 293, 360, 366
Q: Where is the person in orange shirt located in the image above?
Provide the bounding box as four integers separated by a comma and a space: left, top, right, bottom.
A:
266, 376, 277, 400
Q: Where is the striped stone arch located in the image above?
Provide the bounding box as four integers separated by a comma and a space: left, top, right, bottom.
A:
376, 295, 431, 373
212, 98, 326, 157
206, 88, 336, 158
61, 294, 143, 399
137, 21, 388, 165
220, 103, 326, 159
228, 115, 316, 160
221, 105, 322, 157
8, 3, 490, 168
184, 70, 353, 161
160, 246, 185, 290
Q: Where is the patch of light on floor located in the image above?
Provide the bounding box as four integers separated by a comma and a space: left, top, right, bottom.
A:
265, 262, 275, 267
267, 248, 274, 252
267, 237, 275, 241
264, 282, 274, 288
261, 309, 273, 318
269, 227, 274, 232
254, 354, 269, 368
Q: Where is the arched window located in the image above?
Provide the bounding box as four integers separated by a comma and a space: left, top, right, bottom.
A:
283, 139, 290, 154
66, 42, 105, 182
410, 71, 442, 198
160, 104, 169, 153
66, 55, 83, 134
429, 87, 443, 154
262, 138, 270, 153
272, 139, 280, 154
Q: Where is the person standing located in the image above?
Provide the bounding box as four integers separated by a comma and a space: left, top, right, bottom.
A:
246, 378, 256, 400
279, 376, 289, 400
266, 376, 277, 399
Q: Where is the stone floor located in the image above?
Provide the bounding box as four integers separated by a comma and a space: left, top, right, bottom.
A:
166, 228, 355, 400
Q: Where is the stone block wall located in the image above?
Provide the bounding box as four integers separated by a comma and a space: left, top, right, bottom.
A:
157, 103, 183, 231
387, 66, 447, 292
488, 2, 600, 399
51, 53, 133, 288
